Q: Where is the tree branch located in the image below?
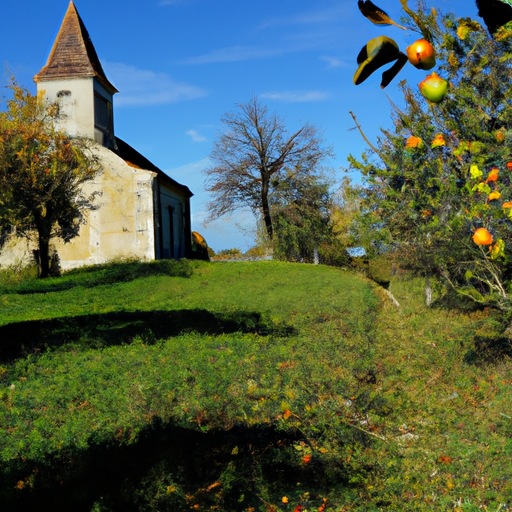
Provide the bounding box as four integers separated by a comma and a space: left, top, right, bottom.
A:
349, 111, 387, 164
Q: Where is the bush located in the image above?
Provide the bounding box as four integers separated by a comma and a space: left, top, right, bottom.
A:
317, 240, 350, 268
211, 248, 243, 260
0, 262, 38, 287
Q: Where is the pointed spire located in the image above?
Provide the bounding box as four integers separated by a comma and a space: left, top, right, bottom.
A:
34, 1, 117, 93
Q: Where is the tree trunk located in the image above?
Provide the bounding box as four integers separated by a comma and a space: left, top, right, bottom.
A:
38, 233, 50, 279
425, 277, 433, 307
261, 176, 273, 240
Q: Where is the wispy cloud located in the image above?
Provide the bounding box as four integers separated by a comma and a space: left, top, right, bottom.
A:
186, 129, 207, 142
182, 5, 354, 66
257, 5, 351, 30
166, 157, 210, 173
165, 158, 211, 209
181, 45, 285, 65
260, 91, 329, 103
103, 61, 208, 106
320, 56, 350, 68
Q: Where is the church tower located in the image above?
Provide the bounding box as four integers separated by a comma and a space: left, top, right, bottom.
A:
34, 1, 118, 148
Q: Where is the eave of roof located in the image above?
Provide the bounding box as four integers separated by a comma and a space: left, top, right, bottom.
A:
114, 137, 194, 198
34, 1, 118, 94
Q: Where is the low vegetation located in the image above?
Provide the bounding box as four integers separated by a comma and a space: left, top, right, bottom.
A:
0, 259, 511, 511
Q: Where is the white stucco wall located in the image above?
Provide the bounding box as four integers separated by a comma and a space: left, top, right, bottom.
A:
0, 237, 35, 270
55, 144, 157, 269
37, 78, 96, 141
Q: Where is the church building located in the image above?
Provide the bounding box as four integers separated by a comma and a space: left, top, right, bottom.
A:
0, 1, 193, 270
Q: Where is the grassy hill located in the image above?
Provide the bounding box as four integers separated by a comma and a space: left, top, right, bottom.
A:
0, 260, 511, 511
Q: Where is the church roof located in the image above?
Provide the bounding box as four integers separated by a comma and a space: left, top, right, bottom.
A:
115, 137, 194, 198
34, 1, 118, 93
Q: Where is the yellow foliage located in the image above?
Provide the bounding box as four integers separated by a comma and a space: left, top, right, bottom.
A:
405, 135, 423, 149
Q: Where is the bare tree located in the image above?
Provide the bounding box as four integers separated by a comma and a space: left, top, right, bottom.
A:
204, 97, 333, 240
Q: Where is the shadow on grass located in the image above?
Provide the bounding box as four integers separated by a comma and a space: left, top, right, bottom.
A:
0, 309, 297, 363
0, 259, 194, 295
464, 335, 512, 365
431, 290, 486, 313
0, 421, 346, 512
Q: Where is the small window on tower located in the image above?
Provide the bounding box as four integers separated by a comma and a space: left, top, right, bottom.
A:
94, 93, 111, 130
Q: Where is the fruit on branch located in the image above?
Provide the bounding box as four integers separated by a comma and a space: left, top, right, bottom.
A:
419, 72, 449, 103
472, 227, 493, 246
406, 38, 436, 70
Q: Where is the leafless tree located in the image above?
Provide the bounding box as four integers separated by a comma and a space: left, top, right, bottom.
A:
204, 97, 333, 240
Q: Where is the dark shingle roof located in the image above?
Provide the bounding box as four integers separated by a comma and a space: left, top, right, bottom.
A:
114, 137, 193, 198
34, 1, 117, 93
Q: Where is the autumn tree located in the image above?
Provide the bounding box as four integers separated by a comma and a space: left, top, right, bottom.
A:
204, 96, 333, 241
349, 8, 512, 309
0, 82, 101, 278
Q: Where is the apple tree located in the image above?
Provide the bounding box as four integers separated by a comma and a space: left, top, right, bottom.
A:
349, 9, 512, 310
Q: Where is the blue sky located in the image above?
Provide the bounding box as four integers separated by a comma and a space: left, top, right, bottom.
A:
2, 0, 480, 251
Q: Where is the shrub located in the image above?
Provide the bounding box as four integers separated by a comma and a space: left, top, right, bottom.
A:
212, 248, 243, 260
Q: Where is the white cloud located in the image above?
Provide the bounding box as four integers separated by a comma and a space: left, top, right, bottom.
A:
166, 158, 210, 174
182, 45, 284, 65
186, 129, 207, 142
260, 91, 329, 103
102, 61, 208, 107
257, 5, 351, 30
182, 7, 352, 66
320, 56, 349, 68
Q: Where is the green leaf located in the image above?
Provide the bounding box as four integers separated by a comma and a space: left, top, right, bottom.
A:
489, 239, 506, 260
470, 165, 483, 179
472, 183, 491, 194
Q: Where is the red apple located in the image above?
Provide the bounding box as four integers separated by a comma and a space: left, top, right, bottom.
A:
406, 38, 436, 70
419, 72, 449, 103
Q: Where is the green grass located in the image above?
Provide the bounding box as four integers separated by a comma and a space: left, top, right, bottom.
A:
0, 260, 511, 511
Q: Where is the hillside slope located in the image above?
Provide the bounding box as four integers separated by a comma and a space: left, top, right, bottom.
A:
0, 260, 511, 511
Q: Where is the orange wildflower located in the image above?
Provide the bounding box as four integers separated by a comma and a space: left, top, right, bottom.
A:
486, 168, 499, 183
406, 135, 423, 149
507, 161, 512, 171
431, 134, 445, 147
503, 201, 512, 209
282, 496, 289, 504
488, 191, 501, 201
303, 454, 312, 463
496, 130, 506, 143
